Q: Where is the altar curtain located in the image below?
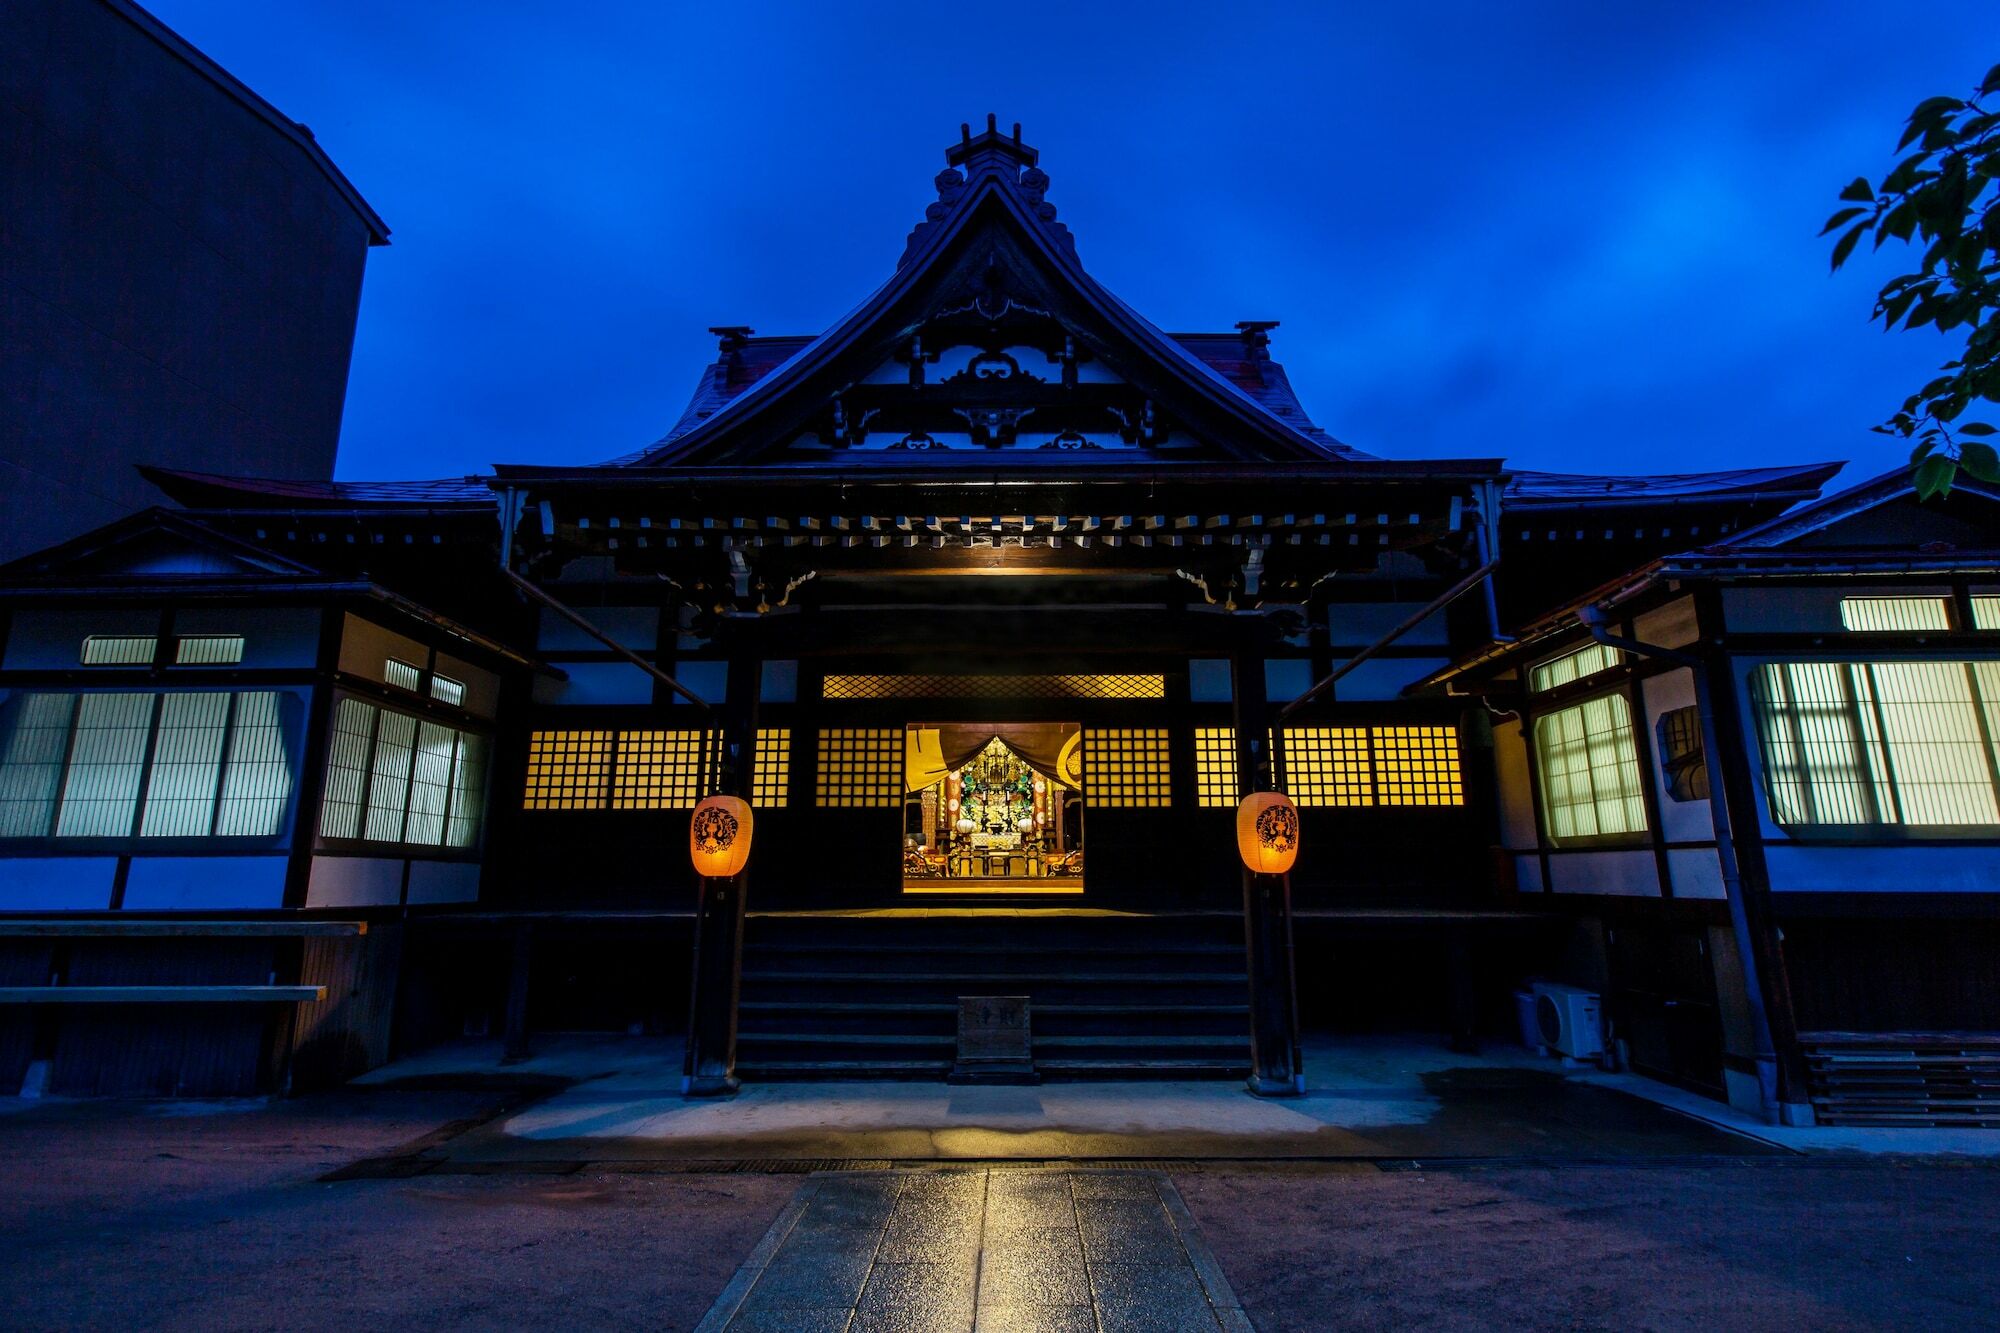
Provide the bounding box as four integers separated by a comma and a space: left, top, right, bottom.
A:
904, 724, 1082, 791
905, 729, 951, 791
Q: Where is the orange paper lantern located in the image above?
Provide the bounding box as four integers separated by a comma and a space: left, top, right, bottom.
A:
689, 794, 754, 878
1235, 791, 1300, 875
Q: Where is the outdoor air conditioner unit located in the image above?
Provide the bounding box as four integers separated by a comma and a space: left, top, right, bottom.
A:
1532, 982, 1604, 1061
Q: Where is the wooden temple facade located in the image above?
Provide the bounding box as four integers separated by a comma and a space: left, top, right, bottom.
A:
2, 121, 1993, 1124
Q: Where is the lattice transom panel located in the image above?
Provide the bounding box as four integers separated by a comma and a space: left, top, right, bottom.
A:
522, 729, 717, 810
1194, 727, 1239, 807
754, 727, 792, 807
814, 728, 902, 807
1084, 728, 1171, 807
1280, 725, 1463, 808
822, 674, 1165, 700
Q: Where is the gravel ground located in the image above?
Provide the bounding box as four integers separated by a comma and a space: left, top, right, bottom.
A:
0, 1092, 795, 1332
1177, 1162, 2000, 1331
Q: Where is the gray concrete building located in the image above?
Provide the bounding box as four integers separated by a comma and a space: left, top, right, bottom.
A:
1, 0, 387, 563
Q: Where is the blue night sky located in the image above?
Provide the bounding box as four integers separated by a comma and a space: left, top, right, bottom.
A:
153, 2, 2000, 486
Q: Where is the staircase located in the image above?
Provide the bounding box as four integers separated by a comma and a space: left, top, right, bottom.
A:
735, 911, 1253, 1081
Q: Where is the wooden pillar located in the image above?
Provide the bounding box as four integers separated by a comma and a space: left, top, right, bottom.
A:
682, 650, 759, 1097
502, 921, 532, 1063
1446, 927, 1479, 1054
1233, 646, 1302, 1097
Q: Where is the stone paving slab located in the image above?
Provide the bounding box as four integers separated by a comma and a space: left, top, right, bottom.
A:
696, 1168, 1252, 1333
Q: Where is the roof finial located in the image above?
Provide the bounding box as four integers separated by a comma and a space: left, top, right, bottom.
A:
946, 114, 1039, 174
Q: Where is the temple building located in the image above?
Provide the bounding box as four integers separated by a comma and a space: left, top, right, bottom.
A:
2, 121, 1994, 1126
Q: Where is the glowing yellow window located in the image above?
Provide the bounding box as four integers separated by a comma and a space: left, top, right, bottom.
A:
1083, 729, 1170, 807
1281, 727, 1374, 807
522, 730, 614, 810
611, 730, 712, 809
814, 728, 901, 807
754, 728, 792, 807
1194, 727, 1238, 807
1372, 725, 1464, 807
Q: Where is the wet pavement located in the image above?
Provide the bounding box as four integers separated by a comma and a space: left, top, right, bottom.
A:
695, 1169, 1250, 1332
369, 1036, 1784, 1167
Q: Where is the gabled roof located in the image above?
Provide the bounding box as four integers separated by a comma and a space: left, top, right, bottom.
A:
0, 507, 324, 582
1416, 464, 2000, 692
616, 121, 1370, 468
608, 325, 1364, 467
140, 467, 494, 509
1503, 462, 1843, 511
1713, 464, 2000, 549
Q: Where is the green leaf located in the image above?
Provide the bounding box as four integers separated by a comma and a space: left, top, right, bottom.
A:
1911, 95, 1966, 121
1831, 221, 1868, 270
1821, 206, 1867, 235
1913, 436, 1939, 460
1881, 287, 1920, 328
1960, 421, 1998, 436
1961, 441, 2000, 483
1915, 454, 1957, 499
1983, 62, 2000, 96
1840, 176, 1876, 202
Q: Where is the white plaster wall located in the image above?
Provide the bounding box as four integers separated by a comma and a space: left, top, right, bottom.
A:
1492, 718, 1537, 849
2, 610, 158, 670
1666, 847, 1727, 900
407, 860, 480, 905
1639, 668, 1714, 844
533, 661, 655, 706
0, 857, 118, 909
1763, 843, 2000, 893
1546, 848, 1660, 896
306, 855, 403, 907
177, 606, 320, 668
1327, 604, 1450, 647
123, 856, 288, 909
1327, 657, 1451, 701
1633, 596, 1700, 650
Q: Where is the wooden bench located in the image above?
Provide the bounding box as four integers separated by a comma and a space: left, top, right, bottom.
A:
0, 920, 365, 938
0, 986, 325, 1003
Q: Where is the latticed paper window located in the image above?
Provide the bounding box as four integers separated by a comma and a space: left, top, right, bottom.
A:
1751, 659, 2000, 826
1281, 727, 1374, 806
55, 693, 156, 837
138, 692, 231, 837
1083, 729, 1171, 807
1535, 694, 1649, 841
174, 635, 244, 665
611, 730, 712, 809
522, 730, 614, 810
1193, 727, 1238, 807
0, 690, 294, 841
319, 698, 377, 838
815, 728, 902, 807
1372, 725, 1463, 807
1839, 597, 1951, 632
1655, 705, 1709, 802
822, 674, 1166, 700
1529, 643, 1622, 693
754, 728, 792, 807
0, 693, 77, 838
1972, 596, 2000, 630
79, 636, 156, 666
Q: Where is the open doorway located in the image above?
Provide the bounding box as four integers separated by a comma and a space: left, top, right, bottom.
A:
902, 722, 1084, 894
